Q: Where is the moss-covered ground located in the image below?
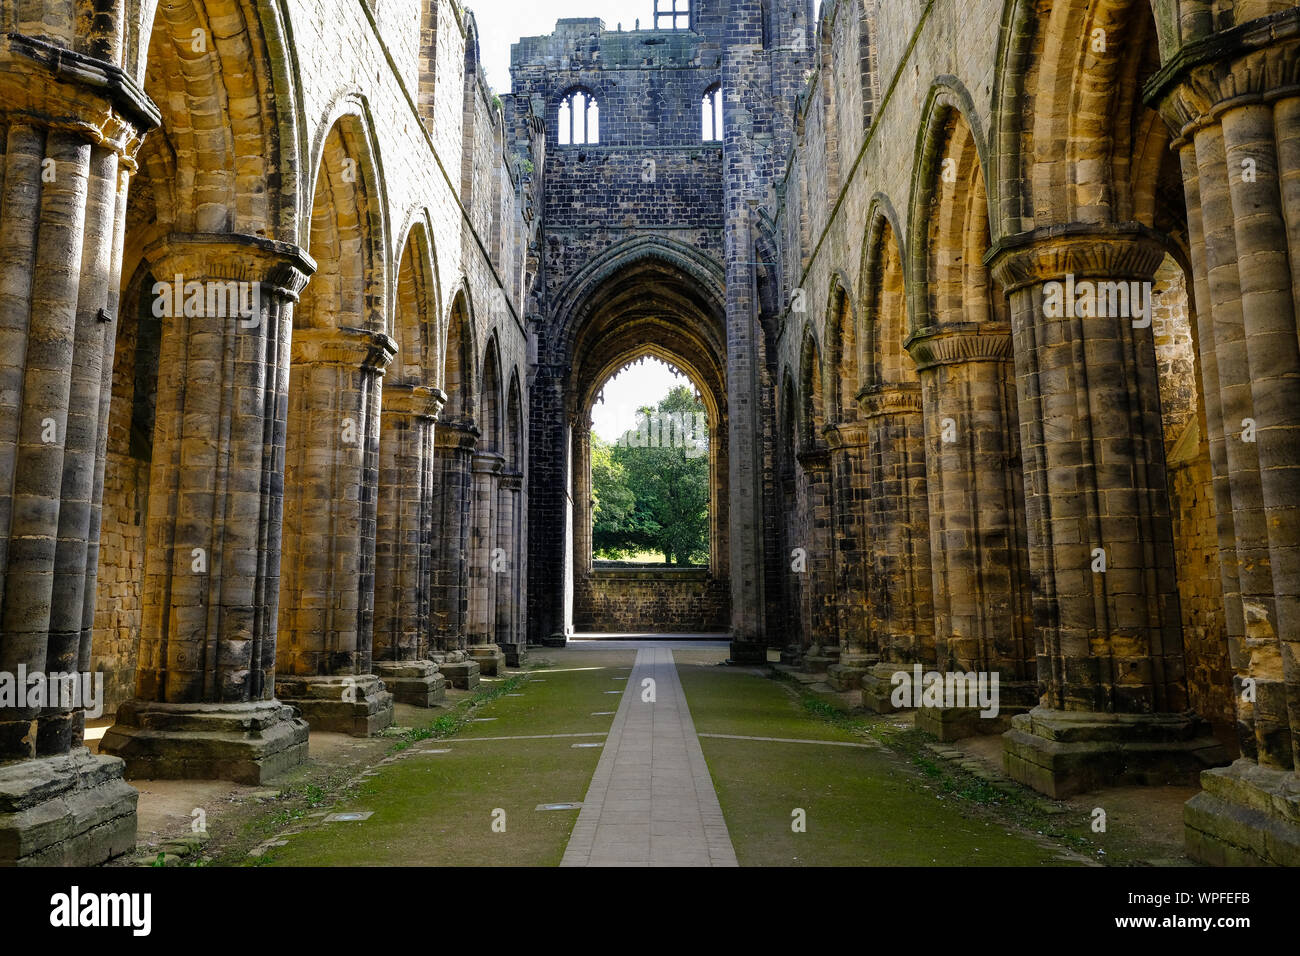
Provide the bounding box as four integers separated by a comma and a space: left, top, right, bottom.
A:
179, 643, 1181, 867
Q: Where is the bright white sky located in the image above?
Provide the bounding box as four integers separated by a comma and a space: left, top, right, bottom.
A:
590, 357, 693, 441
469, 0, 825, 92
468, 0, 653, 94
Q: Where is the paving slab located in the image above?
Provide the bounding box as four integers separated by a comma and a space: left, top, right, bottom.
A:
561, 645, 738, 867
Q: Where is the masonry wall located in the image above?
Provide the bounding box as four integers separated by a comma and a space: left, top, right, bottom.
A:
574, 568, 729, 633
514, 11, 732, 642
87, 0, 536, 715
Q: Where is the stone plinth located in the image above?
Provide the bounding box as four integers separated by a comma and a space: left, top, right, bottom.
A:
1003, 707, 1229, 799
100, 700, 308, 783
440, 659, 481, 690
0, 749, 138, 866
1184, 760, 1300, 867
374, 660, 446, 707
274, 676, 393, 737
915, 681, 1037, 742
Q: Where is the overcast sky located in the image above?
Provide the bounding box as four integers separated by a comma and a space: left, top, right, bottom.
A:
468, 0, 653, 93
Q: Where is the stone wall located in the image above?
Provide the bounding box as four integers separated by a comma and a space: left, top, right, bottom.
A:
574, 568, 729, 633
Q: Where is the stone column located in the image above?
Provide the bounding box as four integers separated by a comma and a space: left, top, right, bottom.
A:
373, 383, 447, 706
906, 325, 1036, 740
0, 33, 156, 864
274, 326, 395, 736
795, 448, 838, 672
467, 452, 507, 675
101, 233, 315, 782
1148, 9, 1300, 864
825, 422, 874, 689
988, 224, 1226, 797
857, 385, 937, 713
430, 420, 480, 688
496, 470, 526, 666
724, 205, 769, 664
526, 362, 569, 647
778, 460, 804, 665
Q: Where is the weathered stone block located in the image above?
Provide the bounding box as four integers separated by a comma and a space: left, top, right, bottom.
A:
0, 749, 138, 866
1002, 707, 1230, 798
276, 676, 394, 736
100, 700, 309, 783
374, 660, 447, 707
441, 660, 481, 690
467, 644, 506, 677
1184, 760, 1300, 866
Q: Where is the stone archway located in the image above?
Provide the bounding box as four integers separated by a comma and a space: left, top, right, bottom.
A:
903, 90, 1035, 739
96, 0, 314, 787
574, 353, 730, 635
530, 238, 730, 643
274, 111, 394, 737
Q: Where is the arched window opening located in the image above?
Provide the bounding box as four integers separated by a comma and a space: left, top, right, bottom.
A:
558, 89, 599, 145
702, 83, 723, 142
589, 357, 711, 568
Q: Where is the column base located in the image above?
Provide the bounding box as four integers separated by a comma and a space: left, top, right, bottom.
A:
1184, 759, 1300, 866
778, 644, 803, 666
862, 663, 910, 714
100, 700, 309, 783
1002, 707, 1231, 799
373, 661, 446, 707
501, 642, 528, 668
915, 680, 1038, 742
275, 676, 394, 737
827, 656, 877, 691
543, 631, 568, 648
802, 643, 841, 672
467, 643, 506, 676
727, 641, 768, 665
0, 749, 138, 866
439, 658, 481, 690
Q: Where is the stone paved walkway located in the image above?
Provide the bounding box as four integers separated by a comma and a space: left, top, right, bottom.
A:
560, 646, 738, 867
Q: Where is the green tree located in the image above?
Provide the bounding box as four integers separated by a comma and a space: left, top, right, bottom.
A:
592, 385, 710, 566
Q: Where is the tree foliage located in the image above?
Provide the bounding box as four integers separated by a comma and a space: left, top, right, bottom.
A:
592, 385, 710, 566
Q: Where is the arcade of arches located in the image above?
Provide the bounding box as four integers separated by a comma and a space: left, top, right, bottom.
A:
0, 0, 1298, 867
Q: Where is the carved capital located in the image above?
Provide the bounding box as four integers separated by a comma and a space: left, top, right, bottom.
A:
144, 232, 316, 303
292, 326, 397, 372
1145, 9, 1300, 141
473, 452, 507, 475
0, 34, 160, 168
905, 323, 1013, 371
856, 383, 923, 420
381, 383, 448, 422
434, 419, 481, 451
823, 421, 873, 450
986, 223, 1169, 293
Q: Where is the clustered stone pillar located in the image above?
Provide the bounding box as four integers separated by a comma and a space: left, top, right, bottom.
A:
429, 420, 480, 688
467, 451, 507, 674
906, 325, 1036, 740
825, 422, 874, 689
569, 412, 594, 623
373, 383, 448, 706
526, 363, 570, 647
101, 234, 315, 782
0, 33, 156, 864
496, 470, 526, 666
778, 454, 803, 665
989, 224, 1227, 797
857, 384, 937, 713
795, 447, 838, 671
1148, 9, 1300, 865
274, 327, 395, 736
